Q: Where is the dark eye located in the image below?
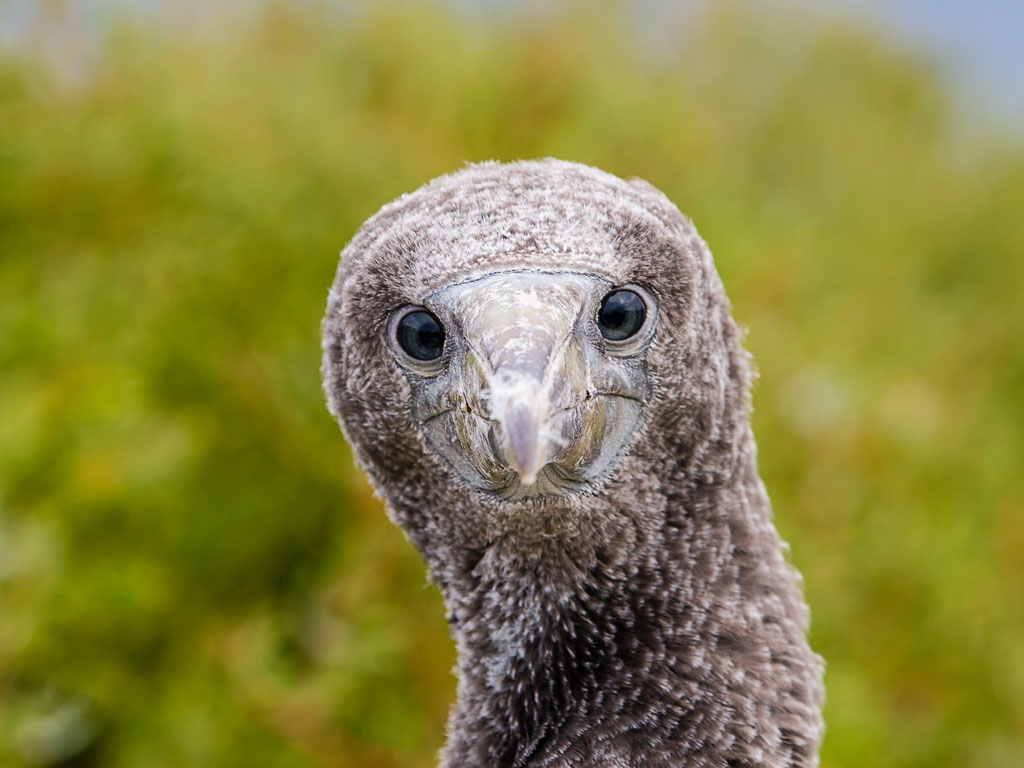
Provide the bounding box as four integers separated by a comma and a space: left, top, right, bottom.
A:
396, 310, 445, 361
597, 289, 647, 341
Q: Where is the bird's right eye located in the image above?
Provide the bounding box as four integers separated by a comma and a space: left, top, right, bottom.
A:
395, 309, 446, 362
597, 289, 647, 341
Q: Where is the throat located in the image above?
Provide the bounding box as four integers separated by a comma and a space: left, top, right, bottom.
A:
444, 518, 659, 767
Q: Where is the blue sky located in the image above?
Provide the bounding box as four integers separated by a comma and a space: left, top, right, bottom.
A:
818, 0, 1024, 122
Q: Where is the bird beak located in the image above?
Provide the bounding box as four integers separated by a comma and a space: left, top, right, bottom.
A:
412, 270, 648, 497
447, 273, 594, 487
499, 396, 547, 485
473, 358, 571, 487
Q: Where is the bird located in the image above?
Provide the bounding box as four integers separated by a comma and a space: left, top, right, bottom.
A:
321, 159, 824, 768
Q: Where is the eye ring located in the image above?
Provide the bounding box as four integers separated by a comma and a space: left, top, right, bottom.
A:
388, 306, 446, 371
595, 284, 657, 354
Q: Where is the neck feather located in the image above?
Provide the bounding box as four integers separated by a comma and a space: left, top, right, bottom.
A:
436, 437, 821, 768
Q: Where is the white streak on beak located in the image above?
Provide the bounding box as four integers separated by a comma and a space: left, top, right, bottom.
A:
447, 272, 591, 487
486, 373, 549, 485
415, 271, 650, 497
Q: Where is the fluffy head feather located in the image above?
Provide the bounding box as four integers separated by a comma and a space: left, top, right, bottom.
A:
322, 159, 824, 767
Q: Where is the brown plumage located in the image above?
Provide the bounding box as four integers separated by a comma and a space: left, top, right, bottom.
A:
322, 159, 824, 767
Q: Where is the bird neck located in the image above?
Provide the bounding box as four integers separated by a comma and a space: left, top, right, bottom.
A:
436, 456, 783, 767
443, 518, 660, 768
430, 428, 821, 768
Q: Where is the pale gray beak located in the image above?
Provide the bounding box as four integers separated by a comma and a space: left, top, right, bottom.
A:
451, 273, 588, 485
408, 271, 651, 498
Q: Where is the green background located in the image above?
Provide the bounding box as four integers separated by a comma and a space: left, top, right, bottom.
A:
1, 2, 1022, 766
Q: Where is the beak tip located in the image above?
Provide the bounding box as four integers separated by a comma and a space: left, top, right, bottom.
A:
519, 468, 539, 486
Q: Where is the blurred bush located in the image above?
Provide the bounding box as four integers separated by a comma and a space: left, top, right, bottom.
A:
0, 1, 1021, 767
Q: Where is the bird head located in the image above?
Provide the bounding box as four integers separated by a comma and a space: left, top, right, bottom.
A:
323, 160, 747, 555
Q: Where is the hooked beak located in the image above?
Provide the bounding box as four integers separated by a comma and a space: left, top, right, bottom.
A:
414, 271, 648, 498
455, 273, 591, 487
501, 398, 546, 485
481, 365, 562, 486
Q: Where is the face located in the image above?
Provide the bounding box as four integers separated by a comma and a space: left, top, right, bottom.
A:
385, 270, 658, 499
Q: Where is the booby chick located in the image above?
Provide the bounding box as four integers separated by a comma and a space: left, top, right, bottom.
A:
322, 159, 824, 767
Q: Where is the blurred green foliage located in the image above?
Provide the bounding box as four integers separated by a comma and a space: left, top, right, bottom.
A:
1, 1, 1022, 766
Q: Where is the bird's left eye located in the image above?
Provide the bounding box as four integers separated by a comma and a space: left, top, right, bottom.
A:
395, 309, 446, 361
